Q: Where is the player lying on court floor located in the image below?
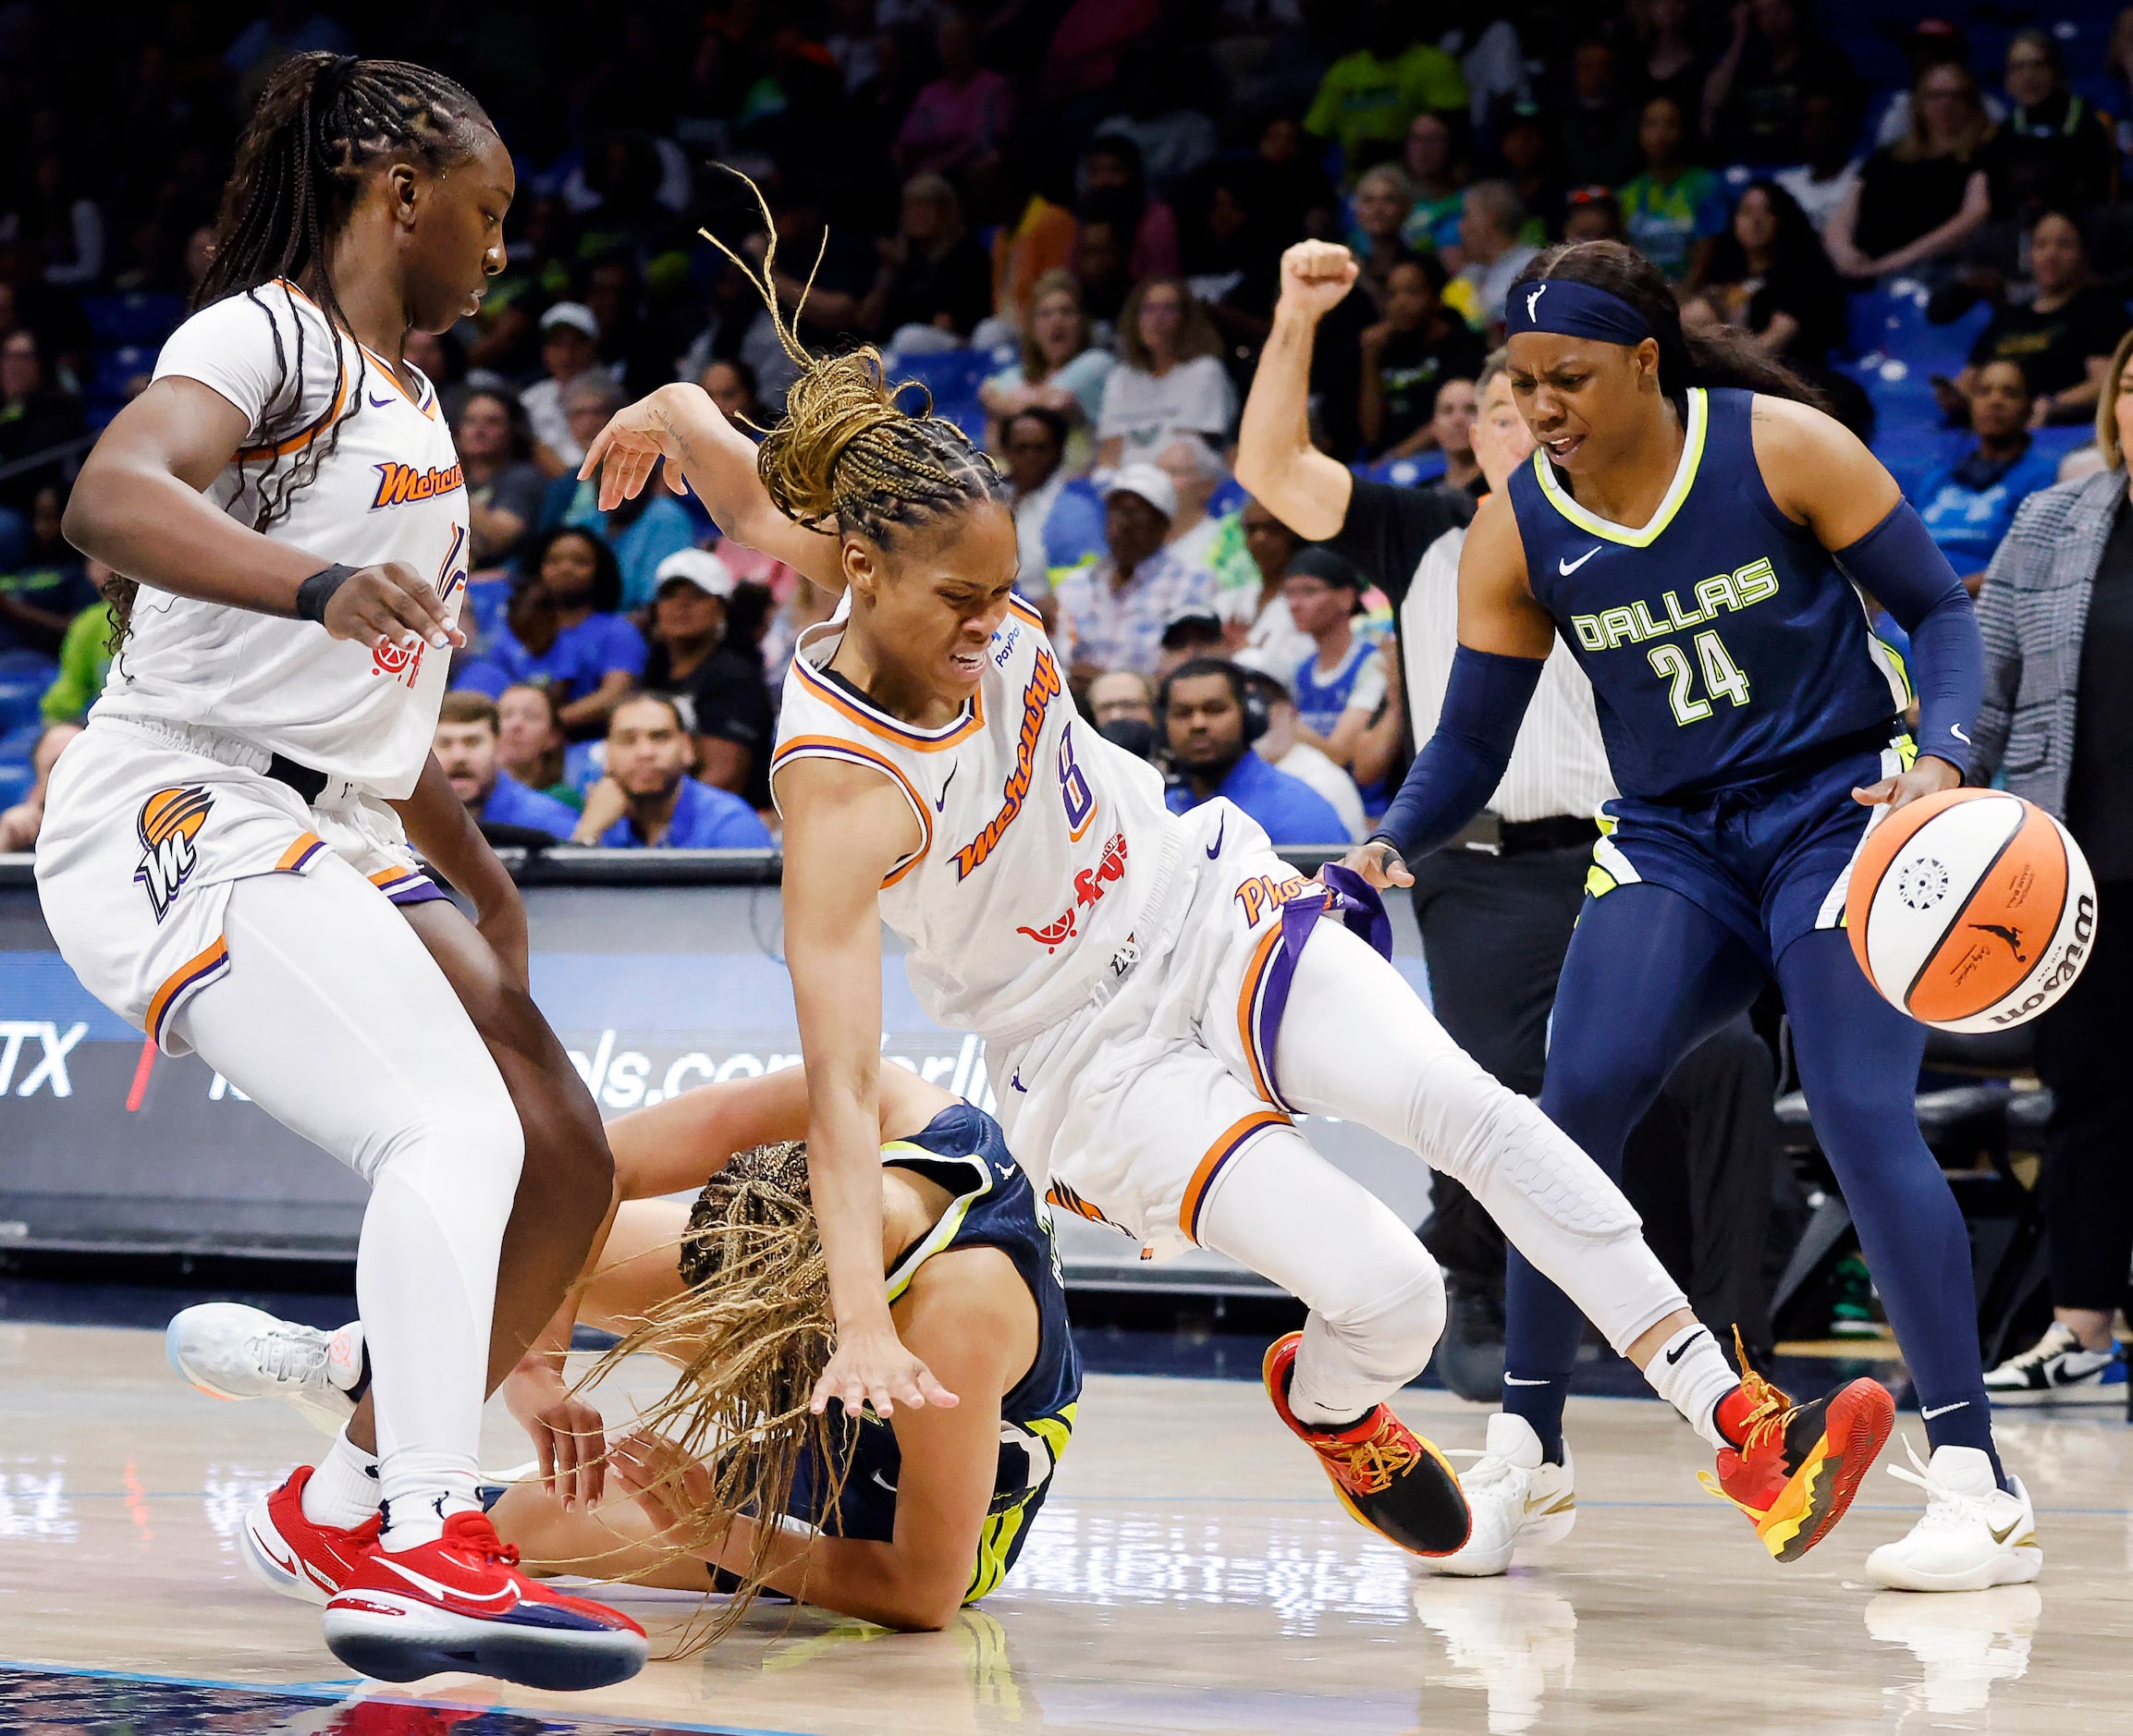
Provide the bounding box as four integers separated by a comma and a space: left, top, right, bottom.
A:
169, 1061, 1079, 1634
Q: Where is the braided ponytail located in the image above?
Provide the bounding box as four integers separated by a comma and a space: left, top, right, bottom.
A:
704, 172, 1007, 552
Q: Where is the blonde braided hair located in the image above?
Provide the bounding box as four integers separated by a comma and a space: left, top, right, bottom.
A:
703, 171, 1008, 549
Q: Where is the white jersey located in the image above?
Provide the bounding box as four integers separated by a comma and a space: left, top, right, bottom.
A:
772, 595, 1175, 1045
98, 279, 470, 799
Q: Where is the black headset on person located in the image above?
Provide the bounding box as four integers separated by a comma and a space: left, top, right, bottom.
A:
1156, 656, 1269, 747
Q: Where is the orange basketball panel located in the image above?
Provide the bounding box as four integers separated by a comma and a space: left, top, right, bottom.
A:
1906, 809, 2069, 1024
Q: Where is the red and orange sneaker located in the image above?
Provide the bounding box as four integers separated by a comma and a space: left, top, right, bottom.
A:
242, 1466, 380, 1606
324, 1510, 646, 1692
1700, 1331, 1895, 1563
1263, 1332, 1470, 1557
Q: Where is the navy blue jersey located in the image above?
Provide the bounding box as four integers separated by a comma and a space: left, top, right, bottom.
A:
1511, 387, 1910, 802
786, 1102, 1080, 1603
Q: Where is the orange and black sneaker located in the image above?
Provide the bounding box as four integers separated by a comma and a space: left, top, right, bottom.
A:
1700, 1328, 1895, 1562
1262, 1331, 1470, 1557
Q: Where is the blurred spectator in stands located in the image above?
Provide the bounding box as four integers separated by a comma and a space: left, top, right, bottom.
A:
1039, 0, 1162, 104
1562, 184, 1626, 244
825, 0, 882, 93
1450, 182, 1538, 337
1348, 165, 1420, 319
698, 358, 764, 430
1440, 9, 1528, 129
644, 549, 776, 810
2060, 442, 2109, 483
1558, 38, 1641, 193
1095, 277, 1235, 468
1617, 96, 1724, 289
1774, 90, 1866, 235
1702, 0, 1851, 166
1179, 163, 1286, 388
1934, 213, 2124, 432
575, 694, 774, 849
0, 152, 104, 287
896, 6, 1012, 175
1096, 46, 1220, 187
1241, 665, 1367, 843
38, 568, 116, 726
1358, 257, 1486, 459
761, 173, 889, 354
1155, 608, 1225, 679
0, 486, 96, 658
496, 683, 579, 810
0, 331, 86, 544
1152, 435, 1242, 587
468, 527, 645, 738
1000, 408, 1102, 599
1303, 1, 1467, 175
1969, 331, 2133, 1405
454, 390, 544, 571
1630, 0, 1707, 123
1913, 361, 2059, 593
979, 145, 1079, 334
1079, 135, 1180, 282
1398, 112, 1468, 255
1985, 30, 2114, 222
1069, 197, 1136, 330
1254, 115, 1342, 247
868, 172, 995, 347
1683, 181, 1845, 368
1053, 464, 1209, 682
1235, 497, 1313, 672
0, 720, 81, 853
1497, 107, 1568, 248
522, 303, 612, 471
982, 270, 1115, 452
1870, 19, 2001, 152
538, 379, 693, 608
1426, 378, 1483, 496
223, 4, 351, 104
1826, 63, 1993, 286
435, 691, 579, 842
1281, 546, 1399, 799
679, 258, 801, 415
1159, 658, 1347, 845
1084, 667, 1157, 758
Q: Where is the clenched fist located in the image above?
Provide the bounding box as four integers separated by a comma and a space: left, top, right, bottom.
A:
1278, 241, 1361, 321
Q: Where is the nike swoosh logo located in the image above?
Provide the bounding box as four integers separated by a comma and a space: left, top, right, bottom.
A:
1988, 1518, 2023, 1545
367, 394, 398, 410
1206, 814, 1225, 859
1664, 1329, 1708, 1366
936, 764, 956, 813
1559, 547, 1600, 576
870, 1469, 900, 1494
1919, 1400, 1970, 1420
372, 1554, 519, 1608
1503, 1375, 1552, 1387
1951, 723, 1972, 743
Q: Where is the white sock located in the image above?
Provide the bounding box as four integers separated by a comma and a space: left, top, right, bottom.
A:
378, 1449, 482, 1553
1643, 1325, 1741, 1452
301, 1428, 381, 1530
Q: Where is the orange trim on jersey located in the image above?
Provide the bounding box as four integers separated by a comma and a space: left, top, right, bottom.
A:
368, 865, 427, 890
1006, 594, 1046, 630
792, 654, 986, 752
1233, 922, 1286, 1105
146, 937, 231, 1045
771, 735, 934, 886
1180, 1109, 1293, 1242
275, 832, 326, 873
236, 356, 348, 459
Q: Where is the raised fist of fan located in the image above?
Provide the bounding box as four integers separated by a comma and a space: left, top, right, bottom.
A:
1279, 241, 1362, 320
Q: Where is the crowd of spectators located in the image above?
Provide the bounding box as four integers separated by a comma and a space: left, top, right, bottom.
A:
4, 0, 2133, 864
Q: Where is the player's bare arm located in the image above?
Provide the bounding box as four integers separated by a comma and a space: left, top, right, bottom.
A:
778, 754, 958, 1418
389, 752, 530, 989
1234, 241, 1359, 541
65, 375, 463, 656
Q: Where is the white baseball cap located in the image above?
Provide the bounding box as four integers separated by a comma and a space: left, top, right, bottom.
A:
1103, 462, 1178, 520
539, 301, 600, 341
655, 547, 735, 599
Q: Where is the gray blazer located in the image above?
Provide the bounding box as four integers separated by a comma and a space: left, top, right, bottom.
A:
1969, 466, 2127, 820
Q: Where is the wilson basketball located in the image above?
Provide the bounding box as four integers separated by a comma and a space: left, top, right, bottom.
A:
1846, 789, 2096, 1032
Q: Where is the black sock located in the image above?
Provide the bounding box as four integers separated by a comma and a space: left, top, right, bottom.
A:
1502, 1372, 1571, 1465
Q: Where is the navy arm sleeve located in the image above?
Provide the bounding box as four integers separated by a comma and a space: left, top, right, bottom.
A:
1368, 645, 1545, 860
1831, 499, 1985, 775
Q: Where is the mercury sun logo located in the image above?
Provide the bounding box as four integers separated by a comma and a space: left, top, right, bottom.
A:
134, 786, 215, 921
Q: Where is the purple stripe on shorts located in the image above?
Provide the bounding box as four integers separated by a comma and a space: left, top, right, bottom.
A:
1252, 864, 1395, 1112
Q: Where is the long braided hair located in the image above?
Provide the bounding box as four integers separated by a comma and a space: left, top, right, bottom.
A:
576, 1140, 850, 1648
107, 52, 494, 654
705, 174, 1009, 556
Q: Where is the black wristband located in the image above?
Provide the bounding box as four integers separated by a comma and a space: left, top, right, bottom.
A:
295, 564, 358, 624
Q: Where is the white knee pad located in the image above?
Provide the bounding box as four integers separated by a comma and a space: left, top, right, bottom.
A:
1428, 1075, 1641, 1243
1308, 1239, 1448, 1389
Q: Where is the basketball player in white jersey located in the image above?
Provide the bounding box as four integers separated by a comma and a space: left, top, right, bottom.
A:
34, 55, 643, 1690
577, 223, 1894, 1569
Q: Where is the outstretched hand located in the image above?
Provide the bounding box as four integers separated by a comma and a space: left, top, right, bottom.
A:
1338, 838, 1413, 890
577, 383, 706, 512
812, 1320, 959, 1420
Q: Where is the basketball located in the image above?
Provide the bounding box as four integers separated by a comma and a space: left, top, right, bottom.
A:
1846, 789, 2097, 1032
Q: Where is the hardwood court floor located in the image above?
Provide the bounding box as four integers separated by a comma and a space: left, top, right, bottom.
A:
2, 1318, 2128, 1735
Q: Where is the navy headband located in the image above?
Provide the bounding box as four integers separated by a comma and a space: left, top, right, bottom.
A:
1502, 277, 1652, 346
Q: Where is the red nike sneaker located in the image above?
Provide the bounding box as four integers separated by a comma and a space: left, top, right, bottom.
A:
323, 1510, 647, 1692
243, 1466, 380, 1606
1263, 1332, 1471, 1557
1701, 1332, 1895, 1562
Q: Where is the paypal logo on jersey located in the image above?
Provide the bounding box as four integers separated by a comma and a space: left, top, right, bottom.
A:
1569, 556, 1780, 651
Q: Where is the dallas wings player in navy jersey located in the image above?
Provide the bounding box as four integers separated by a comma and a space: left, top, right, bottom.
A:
1346, 238, 2039, 1592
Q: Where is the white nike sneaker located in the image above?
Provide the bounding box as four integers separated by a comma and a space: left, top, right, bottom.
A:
165, 1303, 365, 1438
1863, 1441, 2042, 1592
1982, 1321, 2128, 1406
1424, 1412, 1576, 1578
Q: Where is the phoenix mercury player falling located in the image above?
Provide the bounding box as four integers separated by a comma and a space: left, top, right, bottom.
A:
34, 54, 643, 1688
578, 213, 1893, 1565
